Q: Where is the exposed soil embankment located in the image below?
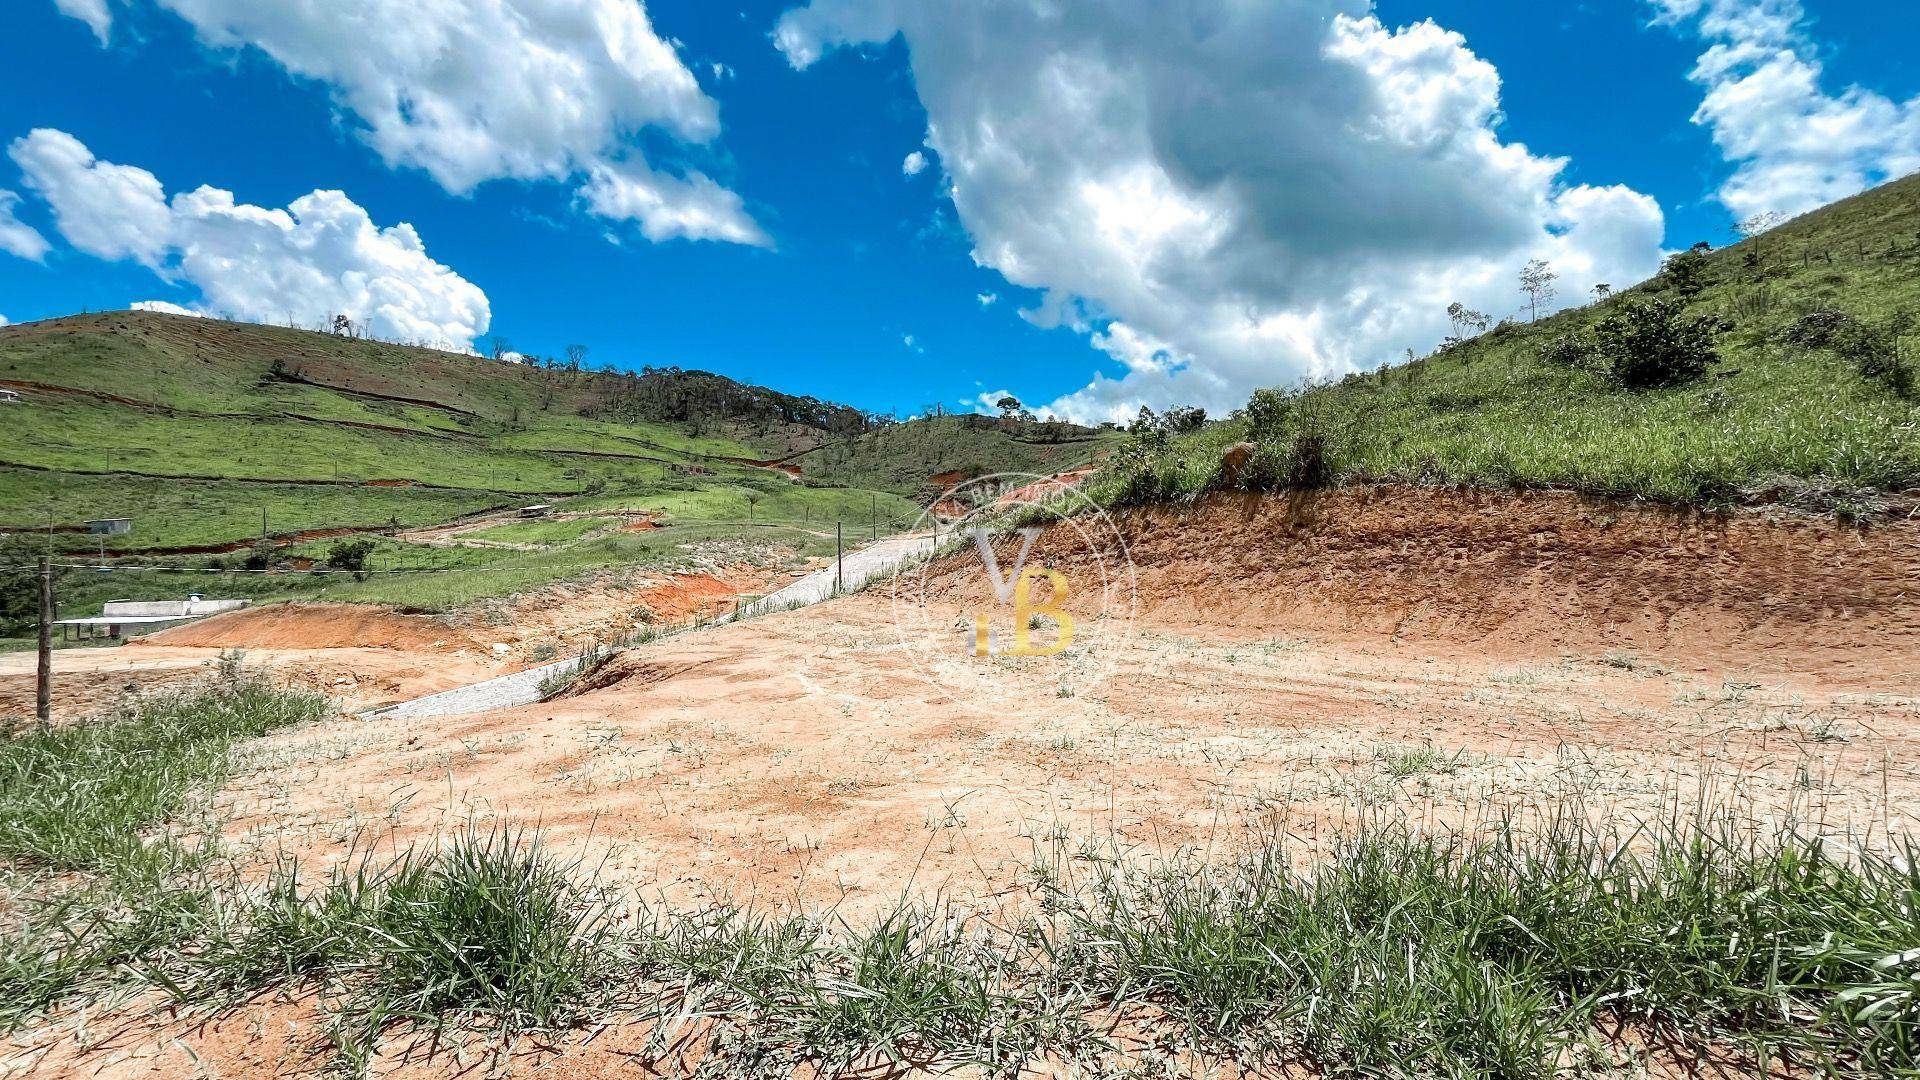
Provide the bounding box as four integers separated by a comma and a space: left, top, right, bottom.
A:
139, 602, 474, 652
932, 487, 1920, 675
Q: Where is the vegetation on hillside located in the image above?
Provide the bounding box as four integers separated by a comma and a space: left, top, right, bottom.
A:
1096, 174, 1920, 514
801, 412, 1119, 497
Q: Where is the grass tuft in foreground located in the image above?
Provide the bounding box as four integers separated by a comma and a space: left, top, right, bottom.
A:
0, 658, 329, 1029
0, 653, 328, 872
168, 805, 1919, 1077
1044, 807, 1920, 1076
192, 825, 622, 1071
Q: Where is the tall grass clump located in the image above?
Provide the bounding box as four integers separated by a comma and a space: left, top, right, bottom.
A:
0, 654, 328, 872
1044, 807, 1920, 1076
190, 825, 623, 1071
0, 657, 329, 1028
742, 908, 1052, 1074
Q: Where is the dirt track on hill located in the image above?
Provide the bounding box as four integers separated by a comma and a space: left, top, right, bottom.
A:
14, 487, 1918, 1077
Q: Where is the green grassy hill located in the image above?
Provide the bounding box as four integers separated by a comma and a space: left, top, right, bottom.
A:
2, 312, 1110, 549
1098, 173, 1920, 515
0, 311, 1057, 627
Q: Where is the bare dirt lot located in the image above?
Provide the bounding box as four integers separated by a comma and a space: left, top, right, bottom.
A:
10, 488, 1918, 1077
207, 491, 1918, 913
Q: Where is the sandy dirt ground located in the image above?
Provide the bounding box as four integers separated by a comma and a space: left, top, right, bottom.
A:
0, 642, 498, 720
8, 488, 1918, 1077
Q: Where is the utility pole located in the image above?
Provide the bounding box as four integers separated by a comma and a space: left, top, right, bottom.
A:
835, 522, 844, 594
37, 556, 53, 730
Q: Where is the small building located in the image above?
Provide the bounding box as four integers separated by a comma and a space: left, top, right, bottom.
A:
54, 595, 249, 641
0, 389, 20, 404
87, 517, 133, 535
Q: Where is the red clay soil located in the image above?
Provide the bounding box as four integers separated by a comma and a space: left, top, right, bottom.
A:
941, 486, 1920, 677
991, 466, 1099, 508
634, 572, 753, 621
360, 478, 416, 487
136, 602, 475, 652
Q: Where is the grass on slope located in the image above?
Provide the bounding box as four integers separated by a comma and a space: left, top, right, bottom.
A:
9, 397, 729, 492
566, 474, 922, 528
0, 307, 883, 545
801, 414, 1119, 496
43, 516, 842, 615
0, 468, 505, 550
1095, 174, 1920, 511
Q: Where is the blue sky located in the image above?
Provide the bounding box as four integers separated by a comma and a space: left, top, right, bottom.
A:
1, 0, 1916, 422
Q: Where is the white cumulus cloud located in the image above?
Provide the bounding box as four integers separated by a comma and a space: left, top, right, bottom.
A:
9, 129, 172, 264
1650, 0, 1920, 219
976, 291, 998, 307
58, 0, 764, 246
902, 150, 928, 176
130, 300, 203, 317
776, 1, 1667, 423
53, 0, 112, 43
9, 128, 491, 349
0, 190, 51, 261
577, 158, 768, 246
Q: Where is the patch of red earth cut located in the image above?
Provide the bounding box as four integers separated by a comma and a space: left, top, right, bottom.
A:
991, 466, 1098, 508
927, 497, 968, 519
136, 602, 475, 653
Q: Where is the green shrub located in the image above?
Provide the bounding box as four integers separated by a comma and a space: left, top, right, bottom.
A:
1537, 333, 1591, 369
1243, 387, 1291, 441
1834, 317, 1916, 397
1285, 432, 1331, 488
1781, 309, 1855, 349
325, 536, 377, 572
1657, 243, 1715, 298
1591, 298, 1721, 390
242, 539, 275, 571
